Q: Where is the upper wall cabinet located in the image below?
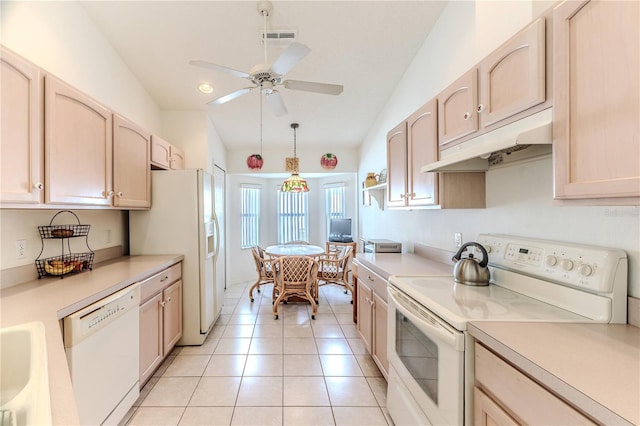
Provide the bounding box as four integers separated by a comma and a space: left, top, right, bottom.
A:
553, 0, 639, 203
439, 18, 547, 150
1, 47, 44, 204
45, 75, 113, 206
388, 98, 486, 209
113, 114, 151, 208
151, 135, 185, 170
438, 69, 479, 148
478, 18, 546, 128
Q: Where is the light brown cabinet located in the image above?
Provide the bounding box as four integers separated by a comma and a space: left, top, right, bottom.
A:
113, 115, 151, 208
387, 98, 486, 209
552, 0, 639, 203
151, 135, 185, 170
474, 343, 596, 425
139, 263, 183, 386
387, 99, 438, 207
438, 18, 547, 149
354, 261, 388, 379
1, 46, 44, 204
45, 75, 113, 206
478, 18, 546, 128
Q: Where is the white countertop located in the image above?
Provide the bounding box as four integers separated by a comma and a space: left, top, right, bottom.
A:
354, 252, 453, 279
0, 255, 184, 425
469, 321, 640, 425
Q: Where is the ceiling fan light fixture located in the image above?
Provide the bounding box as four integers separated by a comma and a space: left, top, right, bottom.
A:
197, 82, 214, 94
282, 123, 309, 193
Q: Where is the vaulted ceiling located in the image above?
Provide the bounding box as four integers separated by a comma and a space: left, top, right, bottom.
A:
82, 1, 447, 149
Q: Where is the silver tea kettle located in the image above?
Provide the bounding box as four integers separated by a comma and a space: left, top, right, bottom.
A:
452, 242, 490, 286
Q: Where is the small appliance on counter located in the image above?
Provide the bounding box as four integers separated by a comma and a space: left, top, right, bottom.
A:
361, 238, 402, 253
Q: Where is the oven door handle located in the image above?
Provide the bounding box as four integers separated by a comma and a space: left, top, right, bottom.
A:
389, 287, 464, 351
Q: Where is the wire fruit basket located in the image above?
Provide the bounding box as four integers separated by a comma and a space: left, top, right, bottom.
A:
35, 210, 94, 279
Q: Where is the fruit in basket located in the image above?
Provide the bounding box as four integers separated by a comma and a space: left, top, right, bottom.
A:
45, 260, 75, 275
51, 229, 74, 237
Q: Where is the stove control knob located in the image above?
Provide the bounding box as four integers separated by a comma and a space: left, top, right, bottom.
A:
561, 259, 574, 271
578, 264, 593, 277
546, 255, 558, 267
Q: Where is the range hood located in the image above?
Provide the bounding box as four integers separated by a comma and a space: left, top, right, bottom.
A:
421, 108, 553, 172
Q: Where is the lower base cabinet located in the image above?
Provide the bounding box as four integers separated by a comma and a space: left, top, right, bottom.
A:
474, 343, 595, 425
354, 261, 389, 379
139, 263, 182, 387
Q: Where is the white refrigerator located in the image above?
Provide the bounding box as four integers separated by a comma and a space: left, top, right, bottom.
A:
130, 169, 221, 345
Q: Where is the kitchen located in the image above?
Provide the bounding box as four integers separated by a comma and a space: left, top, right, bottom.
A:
1, 0, 639, 425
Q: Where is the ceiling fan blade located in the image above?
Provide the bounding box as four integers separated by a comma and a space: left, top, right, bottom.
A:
265, 91, 288, 116
207, 87, 255, 105
189, 60, 251, 79
283, 80, 344, 96
270, 42, 312, 76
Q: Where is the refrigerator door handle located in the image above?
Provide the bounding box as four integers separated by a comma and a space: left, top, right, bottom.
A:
213, 215, 220, 258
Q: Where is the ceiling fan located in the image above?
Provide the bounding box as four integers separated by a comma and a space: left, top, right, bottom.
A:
189, 1, 343, 116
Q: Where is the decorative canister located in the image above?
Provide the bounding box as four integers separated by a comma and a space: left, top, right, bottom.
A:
365, 172, 379, 187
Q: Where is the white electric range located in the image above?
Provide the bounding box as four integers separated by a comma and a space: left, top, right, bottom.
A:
387, 234, 628, 426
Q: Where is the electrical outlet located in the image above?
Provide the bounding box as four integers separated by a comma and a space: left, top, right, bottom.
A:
454, 232, 462, 249
16, 239, 26, 259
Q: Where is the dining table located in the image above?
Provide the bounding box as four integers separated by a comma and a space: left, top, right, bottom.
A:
265, 244, 325, 257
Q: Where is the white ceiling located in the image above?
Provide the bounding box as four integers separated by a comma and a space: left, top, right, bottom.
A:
82, 1, 447, 150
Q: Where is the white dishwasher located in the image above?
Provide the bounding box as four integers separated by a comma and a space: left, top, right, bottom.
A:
64, 283, 140, 425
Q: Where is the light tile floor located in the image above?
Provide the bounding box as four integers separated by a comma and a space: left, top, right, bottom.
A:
124, 281, 391, 426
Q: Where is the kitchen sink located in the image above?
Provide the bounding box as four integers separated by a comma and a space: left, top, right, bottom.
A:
0, 322, 52, 425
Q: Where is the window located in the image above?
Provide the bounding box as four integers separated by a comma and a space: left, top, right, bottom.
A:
277, 190, 309, 243
241, 184, 261, 248
324, 182, 346, 226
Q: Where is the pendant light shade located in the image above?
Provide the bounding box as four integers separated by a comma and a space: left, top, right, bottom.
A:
282, 123, 309, 192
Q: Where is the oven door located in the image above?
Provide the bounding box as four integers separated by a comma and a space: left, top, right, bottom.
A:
387, 286, 465, 426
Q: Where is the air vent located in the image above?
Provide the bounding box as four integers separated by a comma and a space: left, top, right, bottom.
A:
260, 30, 297, 46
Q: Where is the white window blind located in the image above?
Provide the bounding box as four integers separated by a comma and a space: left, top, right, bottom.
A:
324, 183, 346, 222
241, 185, 261, 248
277, 190, 309, 244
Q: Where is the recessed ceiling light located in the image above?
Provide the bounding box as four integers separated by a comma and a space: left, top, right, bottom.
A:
198, 83, 214, 94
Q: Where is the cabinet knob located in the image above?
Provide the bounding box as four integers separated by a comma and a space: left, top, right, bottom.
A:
367, 275, 374, 282
160, 275, 169, 282
463, 112, 471, 120
34, 182, 44, 190
477, 104, 485, 113
166, 296, 172, 302
160, 300, 166, 307
117, 191, 124, 197
107, 191, 114, 198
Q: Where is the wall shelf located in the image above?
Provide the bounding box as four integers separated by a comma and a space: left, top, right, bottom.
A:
362, 183, 387, 210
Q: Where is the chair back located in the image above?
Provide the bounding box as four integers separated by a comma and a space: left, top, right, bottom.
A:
273, 256, 318, 290
251, 246, 273, 278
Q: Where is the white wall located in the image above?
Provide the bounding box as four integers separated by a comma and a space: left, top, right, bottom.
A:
358, 0, 640, 297
226, 173, 357, 285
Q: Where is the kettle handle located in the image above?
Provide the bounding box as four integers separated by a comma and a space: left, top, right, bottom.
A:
452, 242, 489, 267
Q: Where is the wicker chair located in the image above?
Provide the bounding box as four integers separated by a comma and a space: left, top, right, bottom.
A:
249, 246, 275, 303
272, 256, 319, 320
318, 243, 354, 301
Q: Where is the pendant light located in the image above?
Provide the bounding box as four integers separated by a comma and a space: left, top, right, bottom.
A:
281, 123, 309, 192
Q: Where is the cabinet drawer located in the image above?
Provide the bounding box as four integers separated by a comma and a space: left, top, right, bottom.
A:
140, 263, 182, 303
475, 343, 595, 425
358, 265, 388, 303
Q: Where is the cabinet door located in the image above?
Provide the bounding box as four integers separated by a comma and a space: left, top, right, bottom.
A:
474, 387, 519, 426
45, 75, 113, 206
372, 292, 388, 379
151, 135, 171, 169
553, 0, 640, 201
113, 114, 151, 208
438, 69, 478, 147
386, 121, 407, 208
407, 98, 438, 206
140, 293, 163, 386
479, 18, 546, 128
163, 280, 183, 354
356, 280, 373, 353
170, 145, 185, 170
1, 47, 43, 204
